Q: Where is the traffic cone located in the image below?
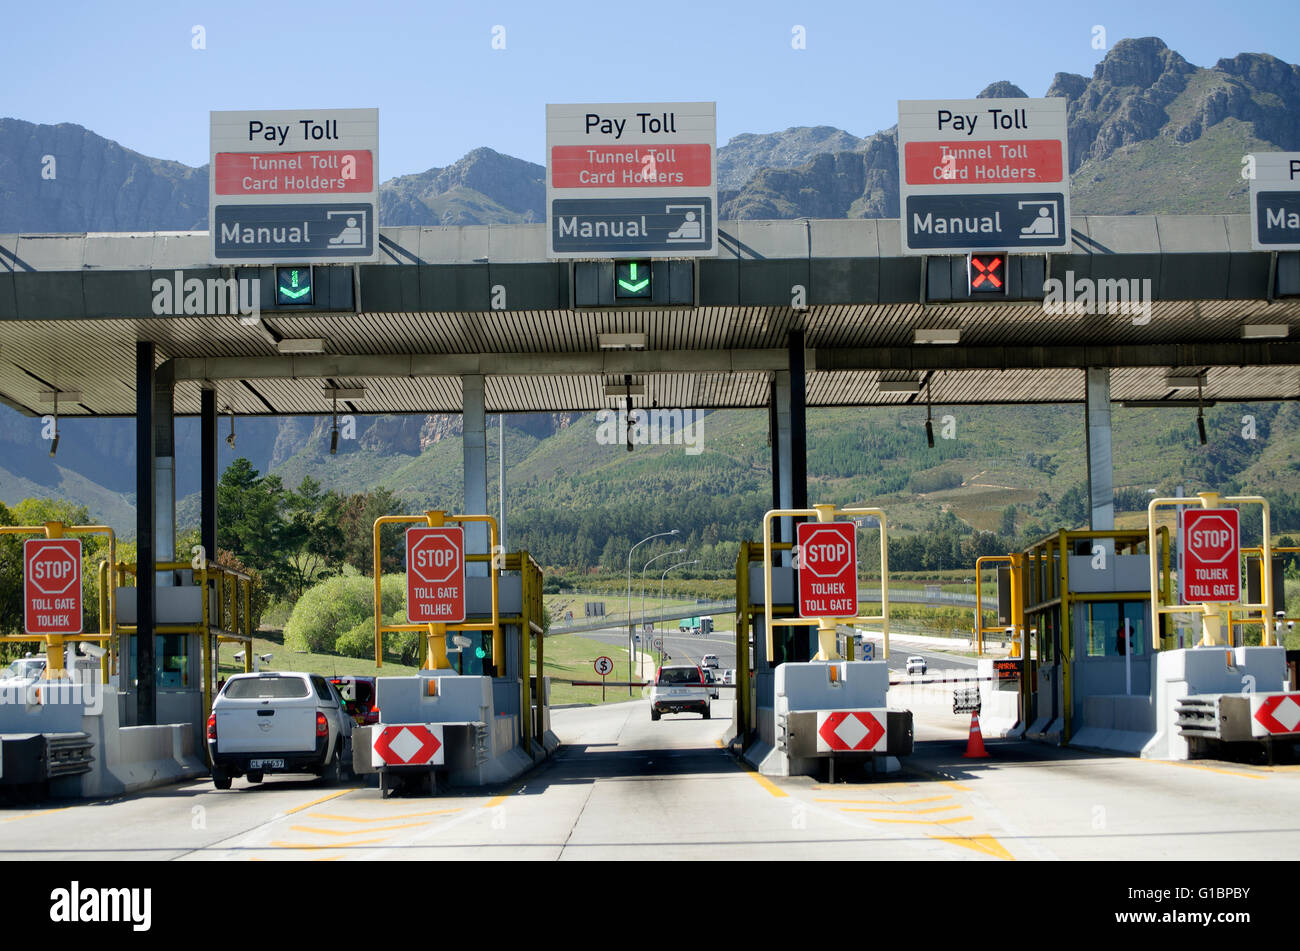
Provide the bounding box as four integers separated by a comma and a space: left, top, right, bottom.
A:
963, 709, 989, 759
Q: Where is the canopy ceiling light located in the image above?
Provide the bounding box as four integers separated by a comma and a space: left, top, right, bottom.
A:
1164, 373, 1206, 389
914, 328, 961, 345
924, 379, 935, 448
598, 333, 648, 350
1240, 324, 1289, 339
224, 405, 236, 450
323, 387, 366, 401
603, 382, 646, 398
277, 338, 327, 354
878, 379, 922, 394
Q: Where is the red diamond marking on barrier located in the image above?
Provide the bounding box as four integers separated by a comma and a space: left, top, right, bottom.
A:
818, 711, 885, 751
1255, 695, 1300, 735
373, 725, 442, 765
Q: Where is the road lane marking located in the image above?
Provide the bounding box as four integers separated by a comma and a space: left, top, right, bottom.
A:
282, 789, 353, 815
814, 795, 952, 806
0, 805, 78, 823
268, 837, 389, 849
868, 815, 974, 825
484, 795, 509, 808
309, 809, 460, 822
930, 834, 1014, 860
289, 820, 431, 836
744, 769, 788, 799
843, 804, 963, 815
941, 781, 973, 792
1148, 760, 1268, 780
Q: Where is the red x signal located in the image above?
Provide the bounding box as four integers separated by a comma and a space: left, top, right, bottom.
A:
970, 255, 1004, 291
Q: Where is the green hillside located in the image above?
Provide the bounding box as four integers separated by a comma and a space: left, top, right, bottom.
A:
184, 398, 1300, 576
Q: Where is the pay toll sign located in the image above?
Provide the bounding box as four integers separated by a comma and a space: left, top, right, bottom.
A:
796, 523, 858, 618
406, 527, 466, 624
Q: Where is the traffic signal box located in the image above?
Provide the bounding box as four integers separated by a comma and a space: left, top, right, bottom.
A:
574, 260, 695, 307
925, 253, 1046, 301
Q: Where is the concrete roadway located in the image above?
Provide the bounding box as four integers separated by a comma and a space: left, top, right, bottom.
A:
3, 690, 1300, 860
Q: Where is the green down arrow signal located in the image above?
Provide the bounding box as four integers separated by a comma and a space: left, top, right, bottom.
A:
281, 271, 312, 299
618, 262, 649, 292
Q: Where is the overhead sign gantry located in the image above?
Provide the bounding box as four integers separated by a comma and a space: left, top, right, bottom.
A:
546, 101, 718, 257
897, 97, 1069, 254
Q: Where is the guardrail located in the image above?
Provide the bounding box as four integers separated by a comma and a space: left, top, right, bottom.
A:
548, 589, 996, 635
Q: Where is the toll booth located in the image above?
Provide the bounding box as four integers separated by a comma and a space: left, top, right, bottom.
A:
734, 506, 913, 778
112, 559, 255, 751
1000, 494, 1300, 759
354, 514, 555, 792
1013, 529, 1165, 750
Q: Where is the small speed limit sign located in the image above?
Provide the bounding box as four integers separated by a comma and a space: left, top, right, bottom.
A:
594, 656, 614, 676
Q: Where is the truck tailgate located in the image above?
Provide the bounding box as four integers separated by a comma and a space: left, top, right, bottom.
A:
216, 701, 316, 753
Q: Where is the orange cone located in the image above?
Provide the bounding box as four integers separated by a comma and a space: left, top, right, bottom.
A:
963, 709, 989, 758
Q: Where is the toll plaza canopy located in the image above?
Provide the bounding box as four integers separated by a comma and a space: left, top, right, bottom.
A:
0, 214, 1299, 417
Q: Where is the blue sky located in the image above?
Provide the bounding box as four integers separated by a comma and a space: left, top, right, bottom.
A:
3, 0, 1298, 178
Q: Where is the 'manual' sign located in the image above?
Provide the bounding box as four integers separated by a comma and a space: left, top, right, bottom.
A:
1180, 509, 1240, 603
796, 522, 858, 618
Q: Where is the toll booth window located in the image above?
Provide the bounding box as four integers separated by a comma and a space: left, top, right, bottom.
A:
1038, 612, 1056, 664
136, 635, 188, 689
1086, 602, 1146, 657
453, 632, 492, 676
771, 627, 814, 667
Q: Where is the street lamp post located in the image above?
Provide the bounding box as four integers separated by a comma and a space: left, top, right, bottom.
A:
641, 548, 686, 648
626, 530, 679, 695
659, 559, 700, 665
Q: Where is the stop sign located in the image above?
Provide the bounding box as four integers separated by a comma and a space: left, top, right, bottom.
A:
1181, 509, 1240, 603
797, 522, 858, 618
406, 527, 466, 623
23, 538, 83, 635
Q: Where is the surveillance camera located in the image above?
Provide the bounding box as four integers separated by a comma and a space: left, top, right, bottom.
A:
225, 433, 236, 449
78, 642, 106, 659
233, 650, 245, 662
258, 653, 272, 663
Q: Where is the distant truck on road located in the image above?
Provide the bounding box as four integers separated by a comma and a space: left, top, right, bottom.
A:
678, 617, 714, 635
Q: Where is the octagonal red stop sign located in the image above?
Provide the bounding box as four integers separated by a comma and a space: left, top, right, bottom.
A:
797, 522, 858, 618
24, 538, 83, 635
1181, 508, 1240, 603
407, 527, 466, 623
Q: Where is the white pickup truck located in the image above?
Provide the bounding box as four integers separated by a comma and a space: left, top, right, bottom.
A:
206, 672, 353, 790
650, 664, 711, 721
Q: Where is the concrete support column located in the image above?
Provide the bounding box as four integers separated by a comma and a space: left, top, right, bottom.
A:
789, 330, 808, 512
153, 367, 176, 586
462, 375, 489, 576
135, 342, 156, 727
1085, 367, 1115, 531
200, 387, 218, 564
772, 371, 794, 552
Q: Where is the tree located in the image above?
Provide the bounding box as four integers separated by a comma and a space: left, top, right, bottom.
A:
999, 505, 1018, 539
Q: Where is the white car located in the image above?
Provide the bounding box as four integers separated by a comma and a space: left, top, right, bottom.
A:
207, 671, 353, 789
701, 653, 720, 669
650, 665, 711, 720
0, 656, 46, 684
906, 656, 927, 675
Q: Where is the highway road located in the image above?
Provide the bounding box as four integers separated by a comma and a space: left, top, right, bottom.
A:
3, 693, 1299, 861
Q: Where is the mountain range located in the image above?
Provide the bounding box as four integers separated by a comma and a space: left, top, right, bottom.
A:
3, 36, 1300, 554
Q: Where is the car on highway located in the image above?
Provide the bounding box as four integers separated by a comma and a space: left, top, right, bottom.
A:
650, 664, 711, 721
906, 656, 927, 675
701, 653, 719, 669
207, 671, 353, 790
721, 669, 734, 685
702, 666, 719, 699
0, 655, 46, 684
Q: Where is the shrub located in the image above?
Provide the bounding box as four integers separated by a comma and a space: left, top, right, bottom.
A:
285, 573, 405, 654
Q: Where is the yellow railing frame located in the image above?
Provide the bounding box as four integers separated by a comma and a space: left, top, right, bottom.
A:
0, 521, 115, 678
373, 511, 500, 670
1147, 493, 1272, 648
761, 504, 889, 663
